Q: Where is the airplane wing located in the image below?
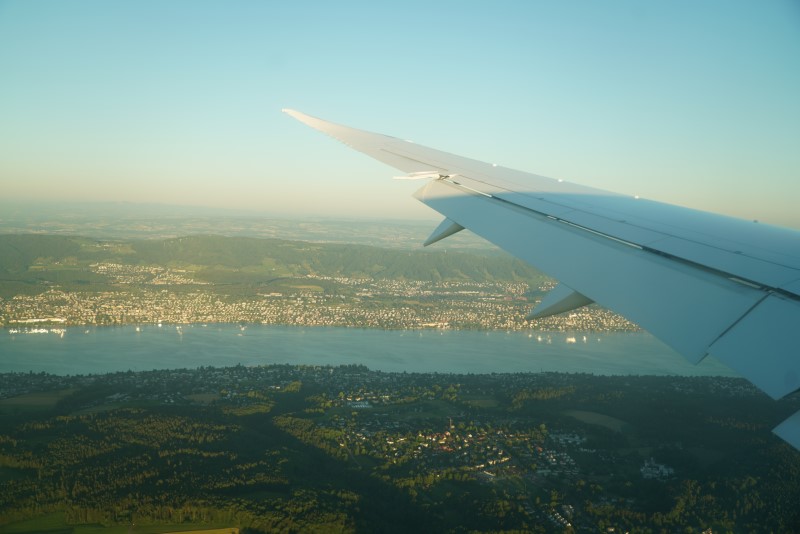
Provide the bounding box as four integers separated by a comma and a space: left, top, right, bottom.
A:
283, 109, 800, 451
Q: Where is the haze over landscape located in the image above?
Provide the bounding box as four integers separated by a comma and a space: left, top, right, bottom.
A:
1, 0, 799, 226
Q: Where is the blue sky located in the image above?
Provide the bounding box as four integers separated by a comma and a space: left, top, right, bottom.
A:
1, 0, 798, 226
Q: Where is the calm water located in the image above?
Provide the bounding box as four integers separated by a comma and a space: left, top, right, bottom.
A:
0, 325, 737, 377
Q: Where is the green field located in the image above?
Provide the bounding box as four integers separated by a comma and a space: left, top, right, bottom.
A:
563, 409, 631, 433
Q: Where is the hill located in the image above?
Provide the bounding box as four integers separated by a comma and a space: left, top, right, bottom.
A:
0, 234, 547, 298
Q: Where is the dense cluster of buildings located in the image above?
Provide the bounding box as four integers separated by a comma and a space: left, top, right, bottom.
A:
1, 263, 637, 332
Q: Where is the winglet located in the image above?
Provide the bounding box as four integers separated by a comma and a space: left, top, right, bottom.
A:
527, 283, 594, 320
283, 109, 445, 175
424, 218, 465, 247
282, 109, 341, 135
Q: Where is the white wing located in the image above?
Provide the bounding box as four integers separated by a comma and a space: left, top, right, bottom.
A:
283, 109, 800, 451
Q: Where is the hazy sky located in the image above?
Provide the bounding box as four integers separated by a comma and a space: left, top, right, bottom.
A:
1, 1, 798, 226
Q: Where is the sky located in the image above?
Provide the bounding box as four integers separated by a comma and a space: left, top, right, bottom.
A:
1, 0, 798, 227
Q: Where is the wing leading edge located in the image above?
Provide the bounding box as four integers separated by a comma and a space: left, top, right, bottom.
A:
283, 109, 800, 451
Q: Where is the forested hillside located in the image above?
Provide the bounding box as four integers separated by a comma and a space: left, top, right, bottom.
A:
0, 234, 545, 287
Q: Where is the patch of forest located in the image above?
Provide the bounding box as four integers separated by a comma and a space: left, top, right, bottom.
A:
1, 367, 799, 533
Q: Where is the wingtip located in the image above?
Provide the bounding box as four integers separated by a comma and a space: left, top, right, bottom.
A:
282, 109, 331, 130
283, 108, 316, 122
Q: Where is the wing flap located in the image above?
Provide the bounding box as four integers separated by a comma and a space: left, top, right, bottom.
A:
782, 279, 800, 295
709, 294, 800, 399
648, 237, 800, 289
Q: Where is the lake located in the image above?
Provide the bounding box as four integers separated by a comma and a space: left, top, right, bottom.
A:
0, 325, 738, 377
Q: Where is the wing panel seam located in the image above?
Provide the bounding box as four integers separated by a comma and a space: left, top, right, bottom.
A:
441, 179, 799, 302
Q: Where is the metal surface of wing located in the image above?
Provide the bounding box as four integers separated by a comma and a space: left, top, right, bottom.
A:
284, 109, 800, 451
